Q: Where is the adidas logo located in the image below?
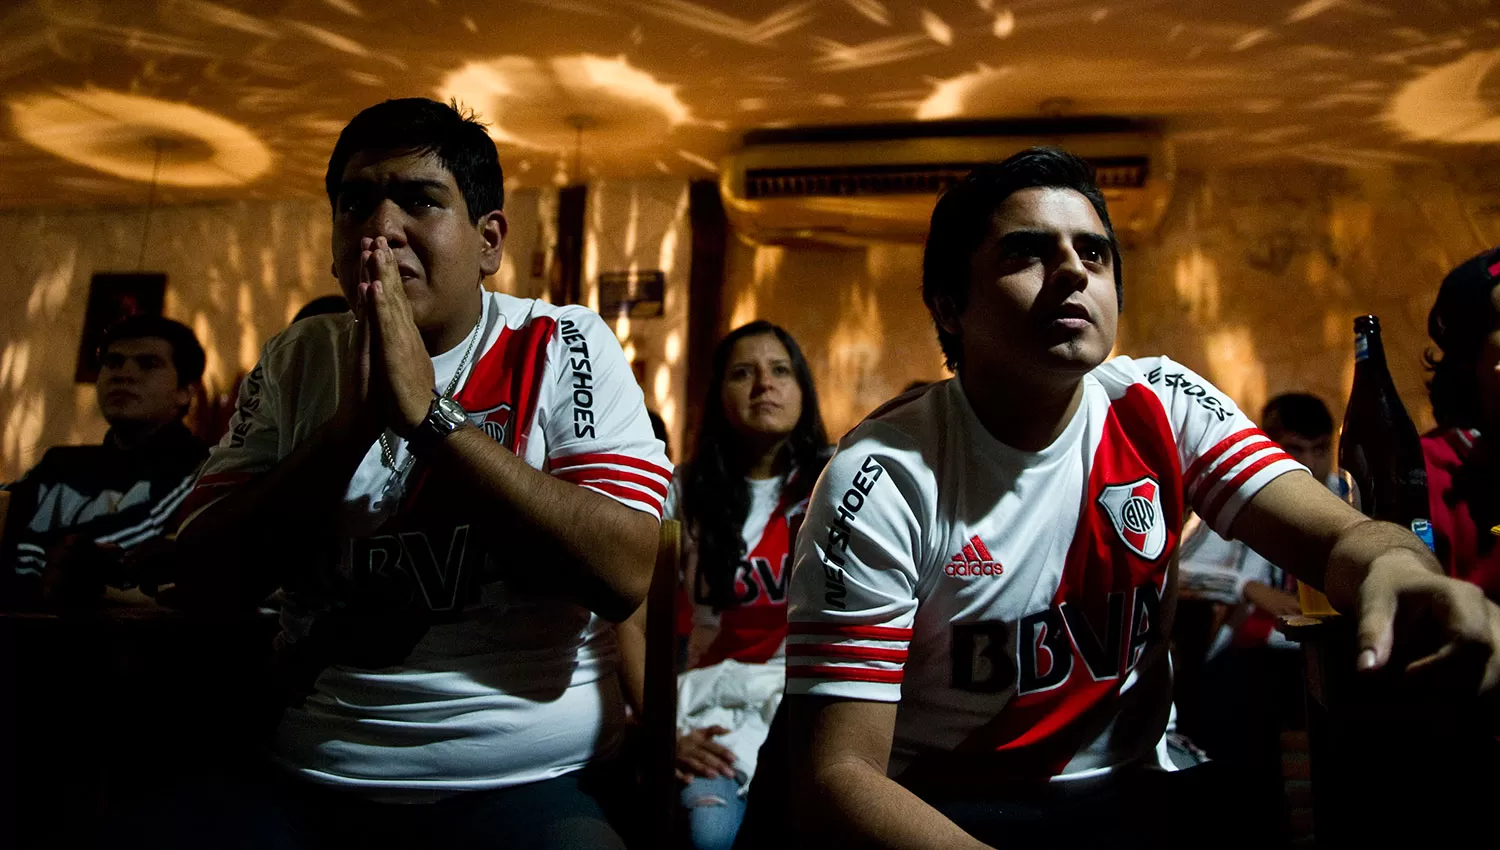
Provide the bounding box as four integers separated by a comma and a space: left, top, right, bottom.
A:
945, 535, 1003, 577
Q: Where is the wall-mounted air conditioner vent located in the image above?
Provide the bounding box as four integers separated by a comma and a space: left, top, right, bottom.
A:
744, 156, 1151, 201
721, 120, 1172, 247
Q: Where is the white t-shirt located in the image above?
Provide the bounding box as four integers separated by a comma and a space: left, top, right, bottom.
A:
184, 289, 671, 798
786, 357, 1305, 783
666, 472, 804, 793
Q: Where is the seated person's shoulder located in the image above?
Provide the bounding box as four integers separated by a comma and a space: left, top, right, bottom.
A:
857, 378, 951, 441
1422, 427, 1476, 474
21, 444, 108, 481
1088, 352, 1171, 389
270, 310, 353, 356
500, 297, 614, 350
823, 389, 947, 501
244, 311, 354, 393
541, 300, 611, 336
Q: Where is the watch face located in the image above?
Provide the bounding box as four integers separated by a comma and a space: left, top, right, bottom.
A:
435, 396, 467, 427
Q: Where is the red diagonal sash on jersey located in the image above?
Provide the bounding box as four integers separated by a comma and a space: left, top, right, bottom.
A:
694, 481, 809, 668
402, 317, 554, 515
456, 316, 555, 455
954, 385, 1182, 776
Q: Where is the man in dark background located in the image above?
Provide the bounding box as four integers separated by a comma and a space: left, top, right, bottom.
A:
1, 314, 207, 607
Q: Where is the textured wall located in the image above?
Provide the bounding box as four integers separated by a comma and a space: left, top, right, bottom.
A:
722, 238, 947, 440
1126, 161, 1500, 436
7, 162, 1497, 478
721, 161, 1500, 442
0, 191, 547, 481
581, 178, 692, 462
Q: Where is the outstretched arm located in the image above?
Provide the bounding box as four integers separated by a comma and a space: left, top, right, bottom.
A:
1231, 470, 1500, 688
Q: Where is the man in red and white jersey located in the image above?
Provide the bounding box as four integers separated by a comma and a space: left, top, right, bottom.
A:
162, 99, 667, 850
784, 148, 1500, 849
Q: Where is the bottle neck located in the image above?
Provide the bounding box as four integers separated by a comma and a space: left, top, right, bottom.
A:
1354, 326, 1388, 370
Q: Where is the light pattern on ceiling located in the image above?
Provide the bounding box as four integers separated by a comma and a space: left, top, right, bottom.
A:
439, 53, 696, 184
9, 87, 273, 187
1386, 48, 1500, 143
0, 0, 1498, 207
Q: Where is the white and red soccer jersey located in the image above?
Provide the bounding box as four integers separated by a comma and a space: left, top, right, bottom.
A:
666, 473, 810, 669
786, 356, 1305, 783
181, 289, 670, 798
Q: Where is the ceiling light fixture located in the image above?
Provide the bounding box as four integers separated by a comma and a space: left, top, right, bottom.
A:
137, 137, 169, 270
565, 113, 597, 184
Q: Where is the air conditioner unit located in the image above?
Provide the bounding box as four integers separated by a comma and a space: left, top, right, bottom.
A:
719, 118, 1174, 248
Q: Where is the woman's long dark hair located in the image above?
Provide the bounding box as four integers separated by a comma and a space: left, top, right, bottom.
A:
1425, 249, 1500, 430
680, 321, 829, 610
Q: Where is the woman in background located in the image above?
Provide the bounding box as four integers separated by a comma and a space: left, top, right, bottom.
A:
1423, 247, 1500, 600
622, 320, 828, 850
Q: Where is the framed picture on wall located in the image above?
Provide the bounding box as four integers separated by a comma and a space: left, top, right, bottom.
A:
598, 270, 666, 318
74, 272, 168, 383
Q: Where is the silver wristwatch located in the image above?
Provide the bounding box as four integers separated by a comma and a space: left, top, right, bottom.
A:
409, 393, 468, 456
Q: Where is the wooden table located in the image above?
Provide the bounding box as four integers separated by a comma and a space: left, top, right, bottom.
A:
0, 598, 279, 849
1278, 614, 1500, 847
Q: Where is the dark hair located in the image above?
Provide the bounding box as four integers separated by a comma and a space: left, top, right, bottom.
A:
921, 147, 1123, 372
647, 409, 671, 460
293, 294, 350, 324
680, 321, 829, 610
1425, 247, 1500, 430
325, 98, 504, 224
99, 314, 205, 388
1261, 393, 1333, 440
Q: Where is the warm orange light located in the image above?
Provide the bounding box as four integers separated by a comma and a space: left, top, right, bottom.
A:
438, 54, 692, 159
1386, 49, 1500, 143
8, 88, 273, 187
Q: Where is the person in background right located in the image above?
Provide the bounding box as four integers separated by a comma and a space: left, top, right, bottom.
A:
1423, 247, 1500, 601
1182, 393, 1343, 849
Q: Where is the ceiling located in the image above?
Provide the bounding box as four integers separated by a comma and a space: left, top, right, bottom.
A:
3, 0, 1500, 208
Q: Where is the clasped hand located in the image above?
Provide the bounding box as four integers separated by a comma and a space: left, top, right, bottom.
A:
343, 236, 435, 439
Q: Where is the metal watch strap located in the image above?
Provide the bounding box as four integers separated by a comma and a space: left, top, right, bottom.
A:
407, 393, 465, 457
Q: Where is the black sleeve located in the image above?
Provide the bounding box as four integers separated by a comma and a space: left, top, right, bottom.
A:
1, 457, 50, 606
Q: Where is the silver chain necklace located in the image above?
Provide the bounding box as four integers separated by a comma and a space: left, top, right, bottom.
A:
378, 310, 484, 488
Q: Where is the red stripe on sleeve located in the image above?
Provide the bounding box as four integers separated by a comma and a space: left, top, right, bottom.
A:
554, 466, 669, 498
1202, 451, 1297, 527
550, 451, 671, 482
787, 643, 909, 663
1183, 428, 1262, 491
581, 480, 664, 512
786, 665, 904, 684
1189, 438, 1279, 502
788, 623, 913, 641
